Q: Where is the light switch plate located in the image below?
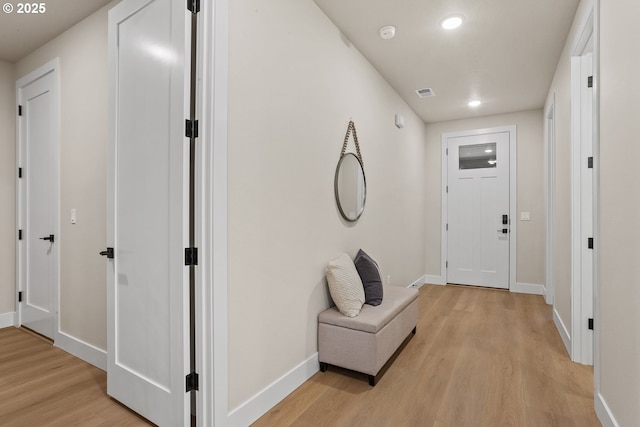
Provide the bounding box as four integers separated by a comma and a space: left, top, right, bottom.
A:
520, 212, 531, 221
71, 208, 76, 224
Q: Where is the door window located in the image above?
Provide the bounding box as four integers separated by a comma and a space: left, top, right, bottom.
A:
459, 142, 497, 170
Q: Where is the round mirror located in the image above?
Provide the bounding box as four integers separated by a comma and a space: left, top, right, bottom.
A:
334, 153, 366, 222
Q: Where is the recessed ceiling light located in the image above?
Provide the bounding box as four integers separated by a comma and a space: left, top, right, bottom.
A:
379, 25, 396, 40
468, 100, 482, 107
484, 149, 493, 153
440, 15, 464, 30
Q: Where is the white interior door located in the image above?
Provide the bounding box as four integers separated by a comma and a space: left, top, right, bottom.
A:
17, 62, 59, 340
447, 132, 510, 289
580, 52, 594, 364
107, 0, 190, 425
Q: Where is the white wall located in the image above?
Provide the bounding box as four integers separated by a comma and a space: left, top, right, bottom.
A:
599, 0, 640, 424
228, 0, 426, 411
544, 0, 594, 352
424, 109, 545, 286
0, 59, 15, 317
13, 3, 115, 350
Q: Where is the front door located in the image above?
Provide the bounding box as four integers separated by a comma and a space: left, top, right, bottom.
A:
447, 131, 510, 289
17, 61, 59, 340
106, 0, 192, 424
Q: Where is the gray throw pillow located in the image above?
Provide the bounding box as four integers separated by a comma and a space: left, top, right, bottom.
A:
354, 249, 383, 306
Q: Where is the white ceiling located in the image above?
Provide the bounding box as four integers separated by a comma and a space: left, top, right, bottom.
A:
0, 0, 579, 123
313, 0, 580, 123
0, 0, 113, 63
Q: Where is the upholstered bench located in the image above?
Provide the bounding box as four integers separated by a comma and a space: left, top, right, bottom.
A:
318, 285, 418, 386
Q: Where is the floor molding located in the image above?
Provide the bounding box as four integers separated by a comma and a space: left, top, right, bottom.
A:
595, 392, 620, 427
408, 275, 428, 289
227, 352, 319, 427
0, 312, 16, 328
511, 282, 545, 295
55, 330, 107, 371
553, 307, 571, 356
424, 275, 446, 285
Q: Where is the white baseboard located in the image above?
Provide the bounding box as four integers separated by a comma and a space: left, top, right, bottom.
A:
408, 275, 428, 289
0, 312, 16, 328
595, 392, 620, 427
227, 352, 319, 427
55, 331, 107, 371
553, 307, 571, 356
511, 282, 545, 295
424, 275, 446, 285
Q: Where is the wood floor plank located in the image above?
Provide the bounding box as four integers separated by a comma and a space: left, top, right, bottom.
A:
253, 284, 601, 427
0, 327, 152, 427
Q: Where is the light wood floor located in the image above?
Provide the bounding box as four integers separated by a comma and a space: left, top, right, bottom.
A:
0, 327, 152, 426
253, 284, 601, 427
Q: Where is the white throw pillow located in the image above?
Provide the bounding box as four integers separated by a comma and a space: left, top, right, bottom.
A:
326, 253, 365, 317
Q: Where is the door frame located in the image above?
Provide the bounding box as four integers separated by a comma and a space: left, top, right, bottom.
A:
544, 93, 556, 305
570, 7, 594, 365
15, 58, 61, 340
197, 0, 229, 425
441, 125, 517, 289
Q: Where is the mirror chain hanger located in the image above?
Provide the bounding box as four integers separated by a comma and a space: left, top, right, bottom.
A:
340, 120, 363, 166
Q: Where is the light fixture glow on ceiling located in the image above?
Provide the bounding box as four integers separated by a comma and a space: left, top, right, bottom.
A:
440, 15, 464, 30
468, 100, 482, 107
484, 149, 493, 153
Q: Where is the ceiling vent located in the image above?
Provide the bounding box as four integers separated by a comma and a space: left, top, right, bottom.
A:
415, 87, 435, 98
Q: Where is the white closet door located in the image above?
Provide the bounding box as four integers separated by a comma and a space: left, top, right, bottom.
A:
107, 0, 190, 424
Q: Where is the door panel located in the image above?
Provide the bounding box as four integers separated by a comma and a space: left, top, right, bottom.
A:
447, 132, 510, 289
107, 0, 190, 424
19, 69, 57, 340
580, 52, 594, 364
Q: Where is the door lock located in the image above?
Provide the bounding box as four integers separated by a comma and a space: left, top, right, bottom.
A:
39, 234, 54, 243
497, 228, 508, 234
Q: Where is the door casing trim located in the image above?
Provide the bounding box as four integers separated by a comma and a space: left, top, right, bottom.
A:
544, 93, 556, 306
440, 125, 517, 289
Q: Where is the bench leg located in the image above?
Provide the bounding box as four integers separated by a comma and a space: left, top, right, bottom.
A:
412, 326, 416, 335
319, 362, 328, 372
368, 375, 377, 386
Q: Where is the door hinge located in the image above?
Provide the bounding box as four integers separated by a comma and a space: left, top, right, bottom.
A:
446, 223, 448, 231
588, 318, 594, 330
588, 157, 593, 169
18, 291, 23, 302
446, 261, 448, 268
446, 185, 448, 193
588, 237, 594, 249
185, 247, 198, 266
588, 76, 593, 88
18, 105, 22, 116
186, 372, 199, 392
446, 148, 449, 155
18, 229, 22, 240
185, 119, 199, 138
18, 167, 22, 178
187, 0, 200, 13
